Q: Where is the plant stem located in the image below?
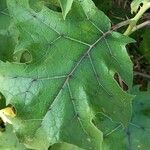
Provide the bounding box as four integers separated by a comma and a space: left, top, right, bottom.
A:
134, 71, 150, 79
124, 2, 150, 36
111, 19, 131, 30
131, 20, 150, 33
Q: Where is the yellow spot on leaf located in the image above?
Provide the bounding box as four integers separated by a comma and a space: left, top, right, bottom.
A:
0, 106, 16, 124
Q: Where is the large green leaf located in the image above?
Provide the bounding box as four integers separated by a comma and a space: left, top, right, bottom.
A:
0, 0, 134, 149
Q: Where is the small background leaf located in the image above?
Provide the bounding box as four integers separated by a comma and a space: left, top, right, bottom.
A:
139, 29, 150, 63
131, 0, 150, 13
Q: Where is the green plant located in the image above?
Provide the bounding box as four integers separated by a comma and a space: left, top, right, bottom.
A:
0, 0, 150, 150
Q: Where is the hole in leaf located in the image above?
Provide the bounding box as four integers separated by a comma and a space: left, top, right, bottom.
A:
137, 3, 144, 13
140, 3, 143, 7
114, 73, 128, 91
20, 50, 32, 63
13, 50, 32, 63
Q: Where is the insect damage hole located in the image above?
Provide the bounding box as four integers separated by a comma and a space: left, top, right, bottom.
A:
13, 50, 32, 64
136, 3, 144, 13
114, 73, 128, 91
